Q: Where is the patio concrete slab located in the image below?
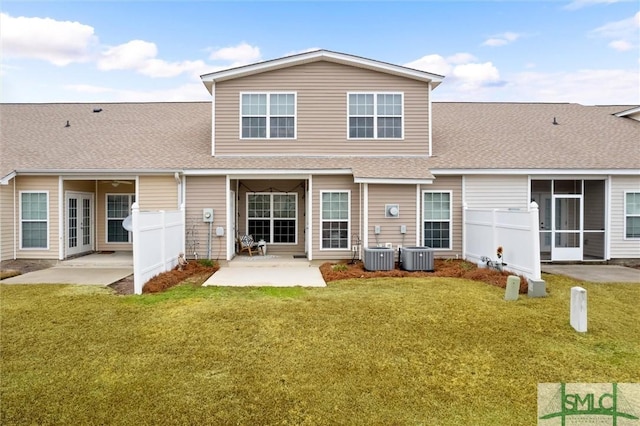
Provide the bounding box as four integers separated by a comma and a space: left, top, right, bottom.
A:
541, 264, 640, 283
1, 267, 132, 285
204, 266, 326, 287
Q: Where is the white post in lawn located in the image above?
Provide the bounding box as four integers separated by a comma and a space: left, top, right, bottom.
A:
570, 286, 587, 332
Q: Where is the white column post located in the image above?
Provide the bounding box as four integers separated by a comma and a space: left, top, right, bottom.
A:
132, 202, 142, 295
530, 201, 542, 280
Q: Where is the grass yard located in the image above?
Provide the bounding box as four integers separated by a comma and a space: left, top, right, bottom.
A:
1, 275, 639, 425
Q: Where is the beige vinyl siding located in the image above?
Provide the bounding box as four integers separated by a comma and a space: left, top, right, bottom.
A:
138, 175, 179, 210
367, 184, 417, 259
610, 175, 640, 259
1, 180, 15, 261
184, 176, 227, 260
15, 176, 59, 259
236, 179, 306, 256
463, 175, 529, 209
312, 175, 361, 260
64, 180, 95, 193
96, 184, 135, 252
421, 175, 463, 258
215, 61, 429, 156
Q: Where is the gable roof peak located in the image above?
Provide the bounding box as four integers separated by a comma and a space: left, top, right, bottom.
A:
200, 49, 444, 94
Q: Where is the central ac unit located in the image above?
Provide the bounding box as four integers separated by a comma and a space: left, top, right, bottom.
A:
363, 247, 394, 271
400, 247, 434, 272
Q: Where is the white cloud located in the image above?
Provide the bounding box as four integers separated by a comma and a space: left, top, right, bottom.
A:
609, 39, 634, 51
405, 54, 452, 76
405, 53, 503, 90
65, 84, 114, 94
431, 68, 639, 105
97, 40, 207, 78
591, 12, 640, 39
209, 42, 261, 66
564, 0, 629, 10
590, 12, 640, 52
0, 12, 97, 66
452, 62, 502, 90
482, 32, 521, 47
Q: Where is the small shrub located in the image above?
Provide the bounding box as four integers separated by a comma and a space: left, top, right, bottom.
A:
197, 259, 216, 268
332, 263, 348, 272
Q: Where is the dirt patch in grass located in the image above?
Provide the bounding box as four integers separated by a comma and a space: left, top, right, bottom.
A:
142, 261, 219, 294
320, 259, 528, 293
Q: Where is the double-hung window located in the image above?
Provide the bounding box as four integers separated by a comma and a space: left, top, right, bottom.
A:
20, 191, 48, 249
423, 191, 451, 249
241, 93, 296, 139
247, 193, 297, 244
625, 192, 640, 239
107, 194, 135, 243
348, 93, 403, 139
321, 191, 350, 249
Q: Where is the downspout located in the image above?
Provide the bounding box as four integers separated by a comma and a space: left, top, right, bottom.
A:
211, 82, 216, 157
428, 82, 433, 157
174, 172, 182, 208
416, 184, 421, 246
308, 176, 313, 261
461, 176, 466, 259
359, 182, 362, 255
363, 183, 368, 249
58, 176, 64, 260
13, 178, 17, 259
606, 176, 612, 260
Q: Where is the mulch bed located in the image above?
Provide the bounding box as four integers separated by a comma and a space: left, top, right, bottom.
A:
142, 261, 219, 294
320, 259, 528, 293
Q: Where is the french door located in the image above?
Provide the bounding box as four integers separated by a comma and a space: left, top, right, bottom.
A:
66, 192, 93, 256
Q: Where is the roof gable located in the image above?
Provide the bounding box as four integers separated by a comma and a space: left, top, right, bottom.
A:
200, 49, 444, 94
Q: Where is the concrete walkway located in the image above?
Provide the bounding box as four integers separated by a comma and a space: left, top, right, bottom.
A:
204, 254, 326, 287
541, 264, 639, 283
1, 252, 132, 285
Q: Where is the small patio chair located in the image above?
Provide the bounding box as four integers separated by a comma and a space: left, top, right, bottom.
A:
238, 234, 262, 256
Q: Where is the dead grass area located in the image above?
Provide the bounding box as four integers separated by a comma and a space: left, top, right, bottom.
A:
142, 261, 219, 294
320, 259, 528, 293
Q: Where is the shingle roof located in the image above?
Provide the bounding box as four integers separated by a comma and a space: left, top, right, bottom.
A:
1, 102, 638, 181
429, 102, 639, 170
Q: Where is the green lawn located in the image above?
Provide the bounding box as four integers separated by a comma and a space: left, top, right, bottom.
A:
1, 275, 638, 425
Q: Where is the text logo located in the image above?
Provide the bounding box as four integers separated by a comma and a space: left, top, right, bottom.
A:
538, 383, 639, 425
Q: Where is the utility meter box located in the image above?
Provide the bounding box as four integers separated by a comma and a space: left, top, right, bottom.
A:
203, 208, 214, 223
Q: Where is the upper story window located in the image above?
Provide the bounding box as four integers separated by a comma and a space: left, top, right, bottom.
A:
241, 93, 296, 139
348, 93, 403, 139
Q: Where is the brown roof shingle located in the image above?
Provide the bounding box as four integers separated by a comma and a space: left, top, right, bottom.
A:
1, 102, 638, 181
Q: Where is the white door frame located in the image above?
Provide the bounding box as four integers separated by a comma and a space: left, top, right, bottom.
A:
552, 194, 583, 261
65, 191, 94, 257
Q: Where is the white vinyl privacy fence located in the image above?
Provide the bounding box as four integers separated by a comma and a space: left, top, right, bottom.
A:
132, 203, 185, 295
463, 202, 541, 280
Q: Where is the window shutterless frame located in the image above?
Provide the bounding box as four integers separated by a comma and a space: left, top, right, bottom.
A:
422, 190, 452, 250
106, 193, 135, 243
19, 191, 49, 250
346, 92, 404, 140
624, 191, 640, 239
319, 190, 351, 250
239, 92, 297, 139
246, 192, 298, 244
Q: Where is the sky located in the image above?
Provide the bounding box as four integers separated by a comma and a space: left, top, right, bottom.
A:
1, 0, 638, 105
